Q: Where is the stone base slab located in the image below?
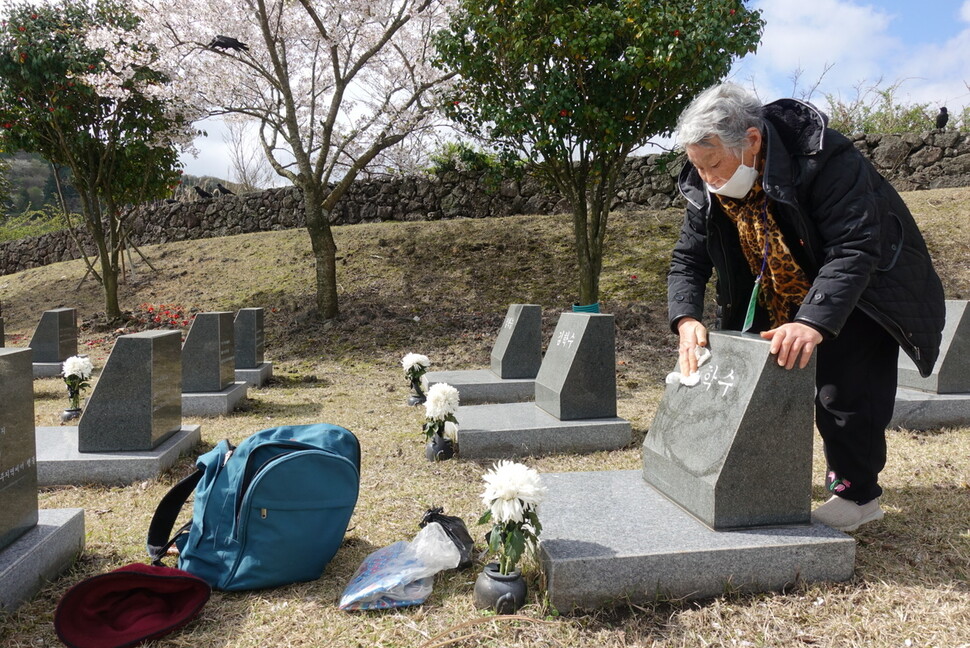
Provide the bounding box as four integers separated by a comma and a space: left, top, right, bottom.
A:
32, 362, 64, 378
539, 470, 855, 611
427, 369, 535, 405
235, 362, 274, 388
0, 508, 85, 612
890, 387, 970, 430
35, 425, 201, 486
456, 402, 631, 459
182, 381, 248, 416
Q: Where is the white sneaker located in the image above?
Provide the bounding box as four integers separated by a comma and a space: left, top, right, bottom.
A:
811, 495, 884, 532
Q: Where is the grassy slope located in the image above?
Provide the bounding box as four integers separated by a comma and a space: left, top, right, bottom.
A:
0, 189, 968, 647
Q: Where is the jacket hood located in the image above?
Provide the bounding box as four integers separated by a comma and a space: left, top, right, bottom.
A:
762, 98, 829, 156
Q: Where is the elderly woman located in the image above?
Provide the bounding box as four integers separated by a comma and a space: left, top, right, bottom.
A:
668, 83, 945, 531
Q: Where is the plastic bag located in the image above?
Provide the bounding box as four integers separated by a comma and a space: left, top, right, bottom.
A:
420, 507, 475, 570
338, 522, 460, 610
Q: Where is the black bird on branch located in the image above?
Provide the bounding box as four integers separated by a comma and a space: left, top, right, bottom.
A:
207, 35, 249, 52
215, 183, 235, 196
194, 185, 213, 199
936, 107, 949, 129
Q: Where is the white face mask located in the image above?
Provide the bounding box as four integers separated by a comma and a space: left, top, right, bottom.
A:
706, 154, 758, 200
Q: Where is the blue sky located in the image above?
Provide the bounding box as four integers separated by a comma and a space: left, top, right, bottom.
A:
730, 0, 970, 111
177, 0, 970, 178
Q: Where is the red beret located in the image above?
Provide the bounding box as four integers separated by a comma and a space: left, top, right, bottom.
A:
54, 562, 210, 648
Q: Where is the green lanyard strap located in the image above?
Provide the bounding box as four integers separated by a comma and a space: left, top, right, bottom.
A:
741, 199, 770, 333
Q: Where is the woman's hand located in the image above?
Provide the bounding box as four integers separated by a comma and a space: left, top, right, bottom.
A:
676, 317, 708, 376
760, 322, 823, 369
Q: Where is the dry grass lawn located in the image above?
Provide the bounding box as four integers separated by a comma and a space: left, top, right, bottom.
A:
0, 188, 968, 647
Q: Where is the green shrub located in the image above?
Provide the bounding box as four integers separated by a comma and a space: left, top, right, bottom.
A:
824, 81, 951, 135
0, 206, 70, 242
425, 141, 523, 186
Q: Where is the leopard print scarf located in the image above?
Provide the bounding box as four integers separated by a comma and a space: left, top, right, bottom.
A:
715, 172, 811, 329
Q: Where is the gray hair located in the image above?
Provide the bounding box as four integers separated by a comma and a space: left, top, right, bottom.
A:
676, 82, 763, 152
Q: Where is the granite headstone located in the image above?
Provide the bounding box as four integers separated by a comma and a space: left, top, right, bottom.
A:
28, 308, 77, 363
534, 313, 616, 420
182, 312, 235, 393
78, 331, 182, 452
0, 315, 5, 347
898, 300, 970, 394
490, 304, 542, 379
234, 308, 265, 369
642, 331, 816, 529
0, 348, 39, 551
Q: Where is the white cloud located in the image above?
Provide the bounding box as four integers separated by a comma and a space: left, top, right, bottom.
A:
893, 28, 970, 109
731, 0, 900, 101
181, 117, 233, 181
724, 0, 970, 120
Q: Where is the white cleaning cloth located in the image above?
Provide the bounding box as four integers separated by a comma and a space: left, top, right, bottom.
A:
665, 346, 712, 387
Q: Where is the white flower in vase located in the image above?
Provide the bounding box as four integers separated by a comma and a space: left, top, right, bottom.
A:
401, 353, 430, 381
61, 355, 95, 410
424, 382, 459, 421
479, 460, 547, 575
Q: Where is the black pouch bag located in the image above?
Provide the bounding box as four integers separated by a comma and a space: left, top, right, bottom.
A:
420, 507, 475, 569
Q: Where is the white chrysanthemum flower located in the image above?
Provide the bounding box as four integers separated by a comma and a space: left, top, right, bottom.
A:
401, 353, 430, 373
62, 355, 94, 379
481, 460, 547, 524
443, 420, 459, 441
424, 383, 460, 420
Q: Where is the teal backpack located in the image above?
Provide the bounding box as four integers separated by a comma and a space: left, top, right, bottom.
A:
148, 424, 360, 591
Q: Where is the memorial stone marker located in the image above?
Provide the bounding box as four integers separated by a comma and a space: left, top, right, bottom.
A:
538, 332, 850, 610
490, 304, 542, 378
182, 312, 235, 393
28, 308, 77, 363
0, 315, 5, 347
534, 312, 616, 420
456, 312, 630, 458
898, 300, 970, 394
234, 308, 265, 369
0, 348, 39, 551
642, 331, 815, 529
78, 331, 182, 453
426, 304, 542, 404
1, 342, 85, 613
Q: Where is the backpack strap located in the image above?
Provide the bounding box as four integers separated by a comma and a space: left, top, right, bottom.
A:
146, 467, 204, 565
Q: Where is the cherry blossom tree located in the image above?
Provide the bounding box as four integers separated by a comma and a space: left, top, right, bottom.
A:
0, 0, 200, 320
123, 0, 454, 319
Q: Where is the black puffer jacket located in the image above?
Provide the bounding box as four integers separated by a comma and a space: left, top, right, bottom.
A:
668, 98, 945, 377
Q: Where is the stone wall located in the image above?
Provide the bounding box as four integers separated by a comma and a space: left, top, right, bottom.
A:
851, 130, 970, 191
3, 129, 970, 276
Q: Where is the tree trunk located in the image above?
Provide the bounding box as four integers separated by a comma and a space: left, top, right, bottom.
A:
76, 185, 123, 321
573, 189, 609, 307
103, 211, 123, 321
302, 184, 339, 319
100, 256, 122, 320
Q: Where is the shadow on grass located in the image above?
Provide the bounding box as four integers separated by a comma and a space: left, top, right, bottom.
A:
852, 482, 970, 589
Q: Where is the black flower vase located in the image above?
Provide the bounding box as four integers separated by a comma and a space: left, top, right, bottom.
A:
407, 377, 426, 407
60, 407, 82, 423
425, 433, 454, 462
473, 562, 527, 614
